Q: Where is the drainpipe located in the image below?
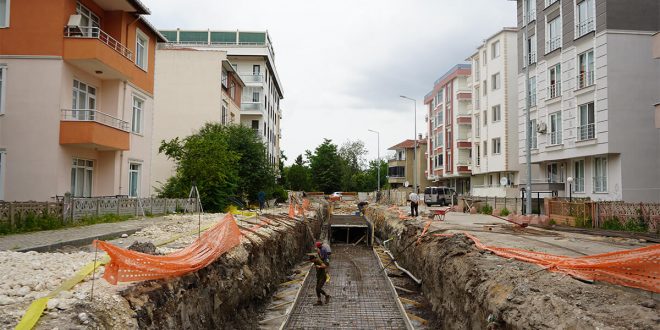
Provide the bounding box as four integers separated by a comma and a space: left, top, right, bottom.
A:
119, 80, 127, 194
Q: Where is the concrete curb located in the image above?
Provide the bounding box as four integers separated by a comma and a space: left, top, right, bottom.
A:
15, 228, 141, 253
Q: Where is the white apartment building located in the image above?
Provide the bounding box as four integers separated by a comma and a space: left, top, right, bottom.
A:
468, 28, 524, 197
159, 30, 284, 168
150, 48, 244, 188
424, 64, 473, 194
514, 0, 660, 202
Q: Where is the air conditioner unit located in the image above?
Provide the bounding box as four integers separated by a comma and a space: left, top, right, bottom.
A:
67, 14, 82, 28
536, 122, 547, 134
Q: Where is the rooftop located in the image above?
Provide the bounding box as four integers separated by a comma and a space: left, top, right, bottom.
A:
388, 139, 427, 150
424, 64, 471, 102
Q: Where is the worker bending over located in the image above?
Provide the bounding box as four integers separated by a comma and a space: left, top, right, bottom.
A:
308, 253, 331, 305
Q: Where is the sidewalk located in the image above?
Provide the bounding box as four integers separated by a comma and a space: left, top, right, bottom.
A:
0, 216, 170, 252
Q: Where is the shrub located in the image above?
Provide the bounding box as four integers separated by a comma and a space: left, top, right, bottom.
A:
549, 219, 557, 226
574, 215, 593, 228
500, 207, 510, 217
480, 203, 493, 215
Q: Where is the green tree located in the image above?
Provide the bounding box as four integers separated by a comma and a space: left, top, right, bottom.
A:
286, 154, 312, 191
308, 139, 343, 193
338, 140, 368, 191
224, 125, 275, 202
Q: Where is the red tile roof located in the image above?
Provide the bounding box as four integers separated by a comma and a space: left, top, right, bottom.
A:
388, 139, 427, 150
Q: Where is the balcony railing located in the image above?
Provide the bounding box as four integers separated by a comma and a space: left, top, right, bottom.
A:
528, 92, 537, 107
240, 74, 264, 83
549, 130, 562, 145
241, 102, 263, 111
524, 9, 537, 25
547, 82, 561, 99
61, 109, 130, 131
593, 176, 607, 193
527, 51, 536, 65
576, 71, 594, 89
64, 26, 133, 61
545, 0, 559, 7
545, 36, 561, 53
577, 123, 595, 141
575, 17, 595, 39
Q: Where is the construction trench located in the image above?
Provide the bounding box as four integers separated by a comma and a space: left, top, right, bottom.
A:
5, 200, 658, 329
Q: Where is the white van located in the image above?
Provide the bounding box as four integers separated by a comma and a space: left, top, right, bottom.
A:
424, 187, 456, 206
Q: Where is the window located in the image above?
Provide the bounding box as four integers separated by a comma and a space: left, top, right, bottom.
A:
491, 41, 500, 59
526, 35, 537, 65
128, 163, 141, 197
482, 141, 487, 156
474, 87, 480, 108
594, 156, 607, 192
0, 0, 9, 27
72, 80, 96, 120
545, 0, 559, 7
221, 102, 227, 125
483, 110, 487, 126
525, 0, 536, 24
578, 102, 595, 140
221, 69, 228, 88
132, 96, 144, 134
492, 138, 501, 154
546, 17, 562, 53
475, 144, 480, 166
530, 119, 538, 149
548, 63, 561, 98
0, 150, 5, 200
547, 163, 562, 183
437, 111, 443, 127
71, 158, 93, 197
527, 76, 537, 107
135, 30, 148, 70
475, 114, 480, 137
492, 105, 501, 122
491, 73, 501, 90
577, 50, 594, 89
252, 90, 260, 103
474, 59, 480, 80
0, 65, 5, 114
549, 111, 562, 145
437, 131, 444, 147
253, 65, 261, 75
574, 160, 585, 192
251, 120, 259, 130
483, 50, 487, 64
576, 0, 595, 38
76, 2, 100, 36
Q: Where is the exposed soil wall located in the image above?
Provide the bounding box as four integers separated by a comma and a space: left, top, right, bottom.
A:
119, 209, 325, 329
365, 205, 659, 330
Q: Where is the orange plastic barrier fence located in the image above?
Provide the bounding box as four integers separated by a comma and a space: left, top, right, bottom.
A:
388, 205, 412, 220
288, 203, 296, 219
432, 232, 660, 293
95, 213, 242, 285
302, 199, 310, 211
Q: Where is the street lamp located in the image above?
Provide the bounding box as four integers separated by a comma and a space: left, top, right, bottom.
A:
400, 95, 418, 193
368, 129, 381, 192
567, 176, 574, 202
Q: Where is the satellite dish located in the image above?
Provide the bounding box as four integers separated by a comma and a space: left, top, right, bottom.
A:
500, 177, 509, 186
404, 181, 410, 187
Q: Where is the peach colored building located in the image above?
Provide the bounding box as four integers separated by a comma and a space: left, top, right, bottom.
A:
0, 0, 165, 201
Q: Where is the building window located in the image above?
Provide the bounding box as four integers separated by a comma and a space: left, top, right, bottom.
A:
547, 163, 562, 183
0, 65, 5, 114
594, 156, 607, 192
577, 50, 594, 89
474, 87, 480, 108
483, 81, 487, 95
492, 105, 501, 122
76, 2, 100, 36
483, 50, 487, 64
578, 102, 595, 141
253, 65, 261, 75
530, 119, 538, 149
0, 0, 9, 27
221, 102, 228, 125
475, 144, 480, 166
545, 0, 559, 7
135, 29, 148, 70
525, 0, 536, 24
548, 63, 561, 98
437, 131, 443, 147
128, 163, 141, 197
252, 90, 260, 103
71, 158, 93, 197
546, 16, 562, 53
483, 110, 487, 126
474, 59, 480, 80
576, 0, 595, 38
549, 111, 562, 145
491, 41, 500, 59
574, 160, 585, 192
221, 69, 228, 88
492, 138, 501, 154
437, 110, 443, 127
0, 150, 5, 200
526, 35, 537, 65
482, 140, 488, 157
527, 76, 537, 107
475, 114, 480, 137
491, 73, 501, 90
132, 96, 144, 134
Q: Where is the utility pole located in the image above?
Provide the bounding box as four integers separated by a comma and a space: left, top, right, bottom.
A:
523, 2, 533, 215
368, 129, 381, 192
400, 96, 418, 192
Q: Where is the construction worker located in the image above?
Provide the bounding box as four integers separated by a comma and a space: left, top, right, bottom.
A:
257, 191, 266, 211
315, 241, 331, 264
409, 190, 420, 217
307, 253, 330, 305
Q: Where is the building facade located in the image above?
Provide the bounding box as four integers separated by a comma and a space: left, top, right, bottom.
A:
0, 0, 164, 201
468, 28, 523, 197
424, 64, 473, 194
514, 0, 660, 202
158, 30, 284, 168
387, 139, 431, 190
150, 48, 244, 189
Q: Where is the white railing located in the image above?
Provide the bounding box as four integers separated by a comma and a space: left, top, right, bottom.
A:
527, 51, 536, 65
547, 82, 561, 99
574, 177, 585, 193
61, 109, 130, 132
593, 176, 607, 193
577, 71, 594, 89
241, 102, 263, 111
525, 9, 537, 24
528, 92, 537, 107
577, 123, 595, 141
549, 130, 562, 145
64, 26, 133, 61
545, 36, 561, 53
240, 73, 264, 83
545, 0, 559, 7
575, 17, 595, 39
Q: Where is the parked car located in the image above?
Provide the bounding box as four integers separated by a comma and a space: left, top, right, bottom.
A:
330, 192, 342, 198
424, 186, 457, 206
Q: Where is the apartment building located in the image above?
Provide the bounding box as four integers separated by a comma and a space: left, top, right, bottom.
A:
150, 48, 244, 188
158, 30, 284, 168
468, 28, 523, 197
0, 0, 164, 201
387, 138, 431, 190
423, 64, 473, 194
513, 0, 660, 202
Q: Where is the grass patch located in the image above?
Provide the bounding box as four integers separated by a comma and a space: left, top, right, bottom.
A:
0, 213, 134, 236
601, 216, 648, 233
574, 215, 593, 228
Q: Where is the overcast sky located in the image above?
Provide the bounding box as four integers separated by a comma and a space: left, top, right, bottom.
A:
142, 0, 517, 165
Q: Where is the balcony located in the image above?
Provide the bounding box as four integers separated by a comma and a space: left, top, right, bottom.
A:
575, 17, 595, 39
63, 27, 139, 80
241, 102, 264, 115
240, 73, 264, 84
545, 0, 559, 7
577, 123, 595, 141
549, 131, 562, 145
547, 83, 561, 99
576, 72, 594, 89
545, 37, 561, 53
457, 92, 472, 101
526, 52, 537, 66
59, 109, 129, 151
457, 115, 472, 125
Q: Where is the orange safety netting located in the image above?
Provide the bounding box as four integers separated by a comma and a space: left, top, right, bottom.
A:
432, 232, 660, 293
95, 213, 242, 284
302, 198, 310, 211
288, 202, 296, 219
